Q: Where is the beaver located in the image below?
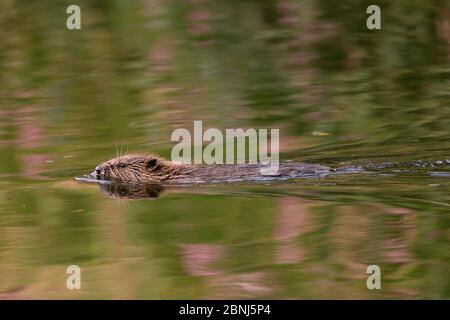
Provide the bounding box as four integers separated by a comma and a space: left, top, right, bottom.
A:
91, 153, 331, 184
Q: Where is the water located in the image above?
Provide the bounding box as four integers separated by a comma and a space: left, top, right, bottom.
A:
0, 0, 449, 299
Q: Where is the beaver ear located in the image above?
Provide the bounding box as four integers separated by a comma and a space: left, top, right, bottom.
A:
146, 158, 159, 171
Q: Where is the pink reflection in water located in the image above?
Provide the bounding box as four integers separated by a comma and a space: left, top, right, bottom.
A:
1, 106, 51, 179
274, 198, 314, 264
180, 244, 225, 276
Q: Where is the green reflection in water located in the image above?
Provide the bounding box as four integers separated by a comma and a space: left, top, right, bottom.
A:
0, 0, 449, 299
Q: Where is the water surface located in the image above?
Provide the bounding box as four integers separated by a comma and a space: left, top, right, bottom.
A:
0, 0, 449, 299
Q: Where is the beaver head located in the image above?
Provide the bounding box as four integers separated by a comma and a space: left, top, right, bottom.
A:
92, 153, 181, 183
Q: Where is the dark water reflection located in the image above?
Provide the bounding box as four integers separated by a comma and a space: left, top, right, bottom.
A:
0, 0, 449, 299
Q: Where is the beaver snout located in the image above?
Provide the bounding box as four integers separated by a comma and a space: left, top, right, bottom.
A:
92, 164, 109, 179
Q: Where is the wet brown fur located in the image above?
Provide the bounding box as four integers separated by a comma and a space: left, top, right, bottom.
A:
94, 153, 186, 183
93, 153, 330, 184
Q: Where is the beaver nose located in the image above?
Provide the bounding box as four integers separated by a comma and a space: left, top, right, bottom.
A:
91, 165, 103, 178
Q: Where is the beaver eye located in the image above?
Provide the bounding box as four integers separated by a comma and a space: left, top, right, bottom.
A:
146, 159, 158, 171
117, 163, 127, 169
